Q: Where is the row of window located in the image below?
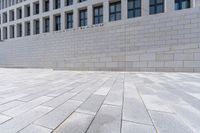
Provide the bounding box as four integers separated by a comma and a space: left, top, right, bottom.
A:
0, 0, 191, 24
0, 0, 191, 40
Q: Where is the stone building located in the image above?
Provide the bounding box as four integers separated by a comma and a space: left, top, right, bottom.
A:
0, 0, 200, 72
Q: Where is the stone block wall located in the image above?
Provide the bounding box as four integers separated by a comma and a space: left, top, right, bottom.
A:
0, 8, 200, 72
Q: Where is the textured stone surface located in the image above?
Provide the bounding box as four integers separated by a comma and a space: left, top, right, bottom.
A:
0, 68, 200, 133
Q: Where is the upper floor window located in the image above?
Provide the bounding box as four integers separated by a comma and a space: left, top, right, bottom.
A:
44, 17, 50, 32
17, 23, 22, 37
9, 25, 15, 38
54, 0, 61, 9
175, 0, 190, 10
150, 0, 164, 14
93, 5, 103, 24
34, 19, 40, 34
3, 27, 7, 40
25, 5, 30, 17
109, 1, 121, 22
79, 9, 87, 27
34, 2, 40, 15
66, 12, 73, 29
3, 12, 7, 23
17, 7, 22, 19
25, 21, 31, 36
54, 15, 61, 31
79, 0, 86, 3
66, 0, 73, 6
128, 0, 141, 18
44, 0, 49, 12
9, 10, 15, 21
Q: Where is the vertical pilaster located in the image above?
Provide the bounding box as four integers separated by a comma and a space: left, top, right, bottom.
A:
73, 3, 78, 28
88, 4, 93, 26
122, 0, 127, 20
61, 11, 65, 30
103, 0, 109, 23
142, 0, 149, 16
165, 0, 174, 12
193, 0, 199, 7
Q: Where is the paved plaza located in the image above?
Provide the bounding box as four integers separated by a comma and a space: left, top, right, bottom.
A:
0, 68, 200, 133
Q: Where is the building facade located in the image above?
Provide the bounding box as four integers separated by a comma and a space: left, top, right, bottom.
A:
0, 0, 200, 72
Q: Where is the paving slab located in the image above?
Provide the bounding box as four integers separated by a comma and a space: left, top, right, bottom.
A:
0, 68, 200, 133
54, 112, 94, 133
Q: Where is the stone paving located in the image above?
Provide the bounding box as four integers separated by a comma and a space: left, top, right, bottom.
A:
0, 68, 200, 133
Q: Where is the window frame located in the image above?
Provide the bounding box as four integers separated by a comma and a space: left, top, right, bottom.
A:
127, 0, 141, 18
79, 9, 87, 27
175, 0, 190, 10
93, 5, 103, 24
109, 1, 121, 22
149, 0, 164, 15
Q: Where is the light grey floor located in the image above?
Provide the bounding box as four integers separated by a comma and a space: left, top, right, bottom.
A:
0, 68, 200, 133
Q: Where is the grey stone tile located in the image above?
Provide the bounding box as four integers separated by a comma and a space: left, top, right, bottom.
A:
104, 80, 124, 106
0, 106, 53, 133
0, 114, 11, 124
43, 92, 76, 108
123, 84, 152, 125
87, 105, 121, 133
149, 110, 194, 133
76, 95, 105, 115
18, 124, 52, 133
35, 100, 82, 129
122, 121, 156, 133
172, 104, 200, 132
54, 112, 94, 133
3, 96, 52, 117
0, 100, 25, 112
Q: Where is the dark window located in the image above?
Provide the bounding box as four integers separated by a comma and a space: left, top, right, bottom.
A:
9, 10, 14, 21
25, 22, 30, 36
93, 5, 103, 24
150, 0, 164, 14
3, 13, 7, 23
17, 24, 22, 37
66, 12, 73, 29
66, 0, 73, 6
17, 8, 22, 19
79, 9, 87, 27
10, 25, 15, 38
128, 0, 141, 18
26, 6, 30, 17
175, 0, 190, 10
54, 0, 61, 9
44, 18, 50, 32
35, 20, 40, 34
79, 0, 86, 3
35, 3, 40, 14
55, 15, 61, 31
109, 1, 121, 21
44, 0, 49, 12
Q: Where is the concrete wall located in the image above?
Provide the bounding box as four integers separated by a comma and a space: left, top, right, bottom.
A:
1, 8, 200, 72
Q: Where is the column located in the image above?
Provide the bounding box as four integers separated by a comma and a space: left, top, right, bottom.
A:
50, 14, 54, 32
88, 4, 93, 26
142, 0, 149, 16
103, 0, 109, 23
121, 0, 127, 20
165, 0, 174, 12
61, 12, 65, 30
193, 0, 200, 7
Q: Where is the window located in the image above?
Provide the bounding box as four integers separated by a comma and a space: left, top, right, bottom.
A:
93, 5, 103, 24
34, 19, 40, 34
25, 21, 30, 36
79, 0, 86, 3
150, 0, 164, 14
79, 9, 87, 27
54, 0, 61, 9
17, 23, 22, 37
25, 5, 30, 17
175, 0, 190, 10
34, 2, 40, 15
66, 0, 73, 6
9, 10, 14, 21
9, 25, 15, 38
44, 0, 49, 12
3, 12, 7, 23
128, 0, 141, 18
109, 1, 121, 21
54, 15, 61, 31
3, 27, 7, 40
17, 7, 22, 19
66, 12, 73, 29
44, 17, 50, 32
